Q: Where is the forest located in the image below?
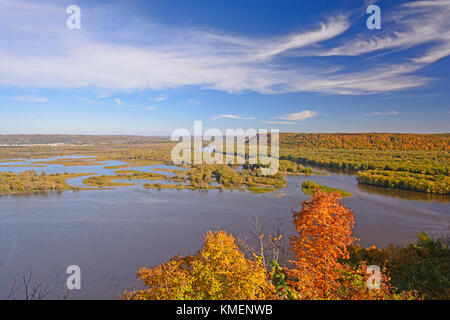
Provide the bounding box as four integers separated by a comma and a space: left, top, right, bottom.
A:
280, 149, 448, 175
357, 170, 449, 194
0, 171, 88, 193
281, 148, 449, 194
278, 133, 450, 151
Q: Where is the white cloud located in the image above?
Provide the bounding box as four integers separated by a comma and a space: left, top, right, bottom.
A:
317, 0, 450, 57
146, 106, 157, 111
212, 114, 256, 120
153, 95, 166, 102
74, 95, 95, 104
366, 111, 401, 116
96, 93, 111, 99
114, 98, 122, 105
277, 110, 318, 121
0, 0, 448, 96
412, 41, 450, 64
262, 120, 295, 125
253, 16, 350, 60
11, 95, 47, 102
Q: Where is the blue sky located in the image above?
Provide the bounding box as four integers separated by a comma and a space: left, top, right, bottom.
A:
0, 0, 449, 135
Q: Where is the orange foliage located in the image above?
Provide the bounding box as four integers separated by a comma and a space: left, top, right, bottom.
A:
287, 190, 415, 300
288, 191, 356, 298
278, 133, 450, 151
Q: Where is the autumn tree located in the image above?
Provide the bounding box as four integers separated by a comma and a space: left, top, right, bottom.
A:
288, 190, 356, 298
123, 230, 276, 300
286, 190, 415, 300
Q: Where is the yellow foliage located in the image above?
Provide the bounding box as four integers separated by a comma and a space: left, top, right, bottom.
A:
123, 230, 276, 300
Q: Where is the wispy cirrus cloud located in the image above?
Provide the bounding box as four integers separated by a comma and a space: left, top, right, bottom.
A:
277, 110, 318, 121
151, 95, 166, 102
252, 16, 350, 60
316, 0, 450, 57
262, 120, 295, 125
96, 93, 111, 99
261, 110, 317, 125
211, 114, 256, 120
114, 98, 122, 105
74, 95, 95, 103
366, 110, 401, 116
11, 95, 47, 102
0, 0, 448, 96
187, 99, 201, 104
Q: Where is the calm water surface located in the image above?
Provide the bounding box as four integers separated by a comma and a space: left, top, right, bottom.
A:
0, 157, 448, 299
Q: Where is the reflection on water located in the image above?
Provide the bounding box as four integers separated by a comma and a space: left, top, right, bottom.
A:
303, 164, 449, 203
357, 183, 449, 202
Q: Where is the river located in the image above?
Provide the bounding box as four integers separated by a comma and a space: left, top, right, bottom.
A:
0, 157, 448, 299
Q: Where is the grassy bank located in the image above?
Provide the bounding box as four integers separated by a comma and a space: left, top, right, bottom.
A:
301, 180, 353, 197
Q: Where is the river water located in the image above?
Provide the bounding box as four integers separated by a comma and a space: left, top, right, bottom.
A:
0, 157, 448, 299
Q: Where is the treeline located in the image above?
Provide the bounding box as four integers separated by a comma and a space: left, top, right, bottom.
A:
357, 170, 450, 195
123, 148, 174, 163
281, 149, 449, 194
0, 134, 167, 146
0, 141, 175, 161
0, 171, 76, 193
281, 149, 449, 176
279, 160, 313, 174
302, 180, 352, 197
3, 133, 448, 151
278, 133, 450, 151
